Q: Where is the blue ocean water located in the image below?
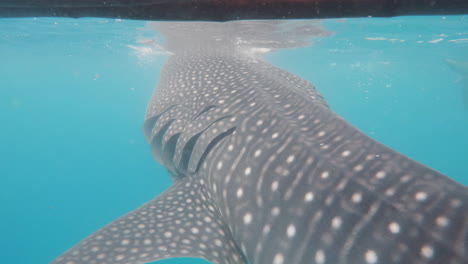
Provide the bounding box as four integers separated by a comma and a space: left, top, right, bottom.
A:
0, 16, 467, 264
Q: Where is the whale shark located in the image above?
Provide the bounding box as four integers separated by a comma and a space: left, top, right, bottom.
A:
446, 59, 468, 108
52, 21, 468, 264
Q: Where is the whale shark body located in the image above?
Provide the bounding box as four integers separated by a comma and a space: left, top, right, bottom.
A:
52, 21, 468, 264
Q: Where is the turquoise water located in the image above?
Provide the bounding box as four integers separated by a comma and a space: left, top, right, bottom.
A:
0, 16, 467, 264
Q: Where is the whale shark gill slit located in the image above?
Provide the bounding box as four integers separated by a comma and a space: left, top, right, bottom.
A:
194, 105, 218, 120
143, 104, 177, 143
179, 133, 201, 172
194, 126, 236, 173
178, 115, 234, 173
150, 119, 174, 166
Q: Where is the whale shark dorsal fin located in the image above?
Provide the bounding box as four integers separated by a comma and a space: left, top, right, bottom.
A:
445, 59, 468, 75
445, 59, 468, 108
51, 177, 246, 264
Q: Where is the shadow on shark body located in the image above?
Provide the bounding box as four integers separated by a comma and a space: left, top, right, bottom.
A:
51, 21, 468, 264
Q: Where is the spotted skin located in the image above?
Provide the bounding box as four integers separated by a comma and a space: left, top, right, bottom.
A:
52, 21, 468, 264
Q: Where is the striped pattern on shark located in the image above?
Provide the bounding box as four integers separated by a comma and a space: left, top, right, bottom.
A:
52, 21, 468, 264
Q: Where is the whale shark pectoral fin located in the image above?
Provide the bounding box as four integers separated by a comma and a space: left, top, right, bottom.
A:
51, 178, 246, 264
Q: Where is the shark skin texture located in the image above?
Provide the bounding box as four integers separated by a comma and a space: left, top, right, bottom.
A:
51, 21, 468, 264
